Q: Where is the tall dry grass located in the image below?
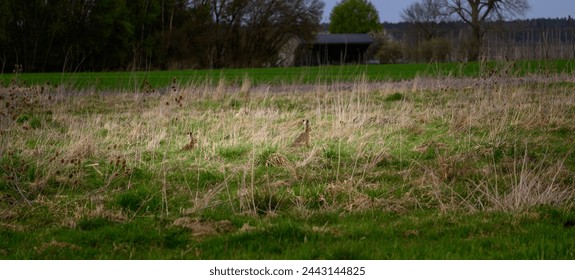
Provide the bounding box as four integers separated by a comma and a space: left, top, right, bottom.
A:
1, 71, 574, 225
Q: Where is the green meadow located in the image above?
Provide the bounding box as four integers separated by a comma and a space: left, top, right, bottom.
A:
2, 60, 573, 90
1, 61, 575, 259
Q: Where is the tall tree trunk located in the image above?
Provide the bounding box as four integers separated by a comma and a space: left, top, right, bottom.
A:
468, 0, 483, 60
469, 22, 483, 60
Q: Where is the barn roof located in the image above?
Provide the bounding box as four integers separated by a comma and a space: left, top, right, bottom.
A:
314, 33, 373, 45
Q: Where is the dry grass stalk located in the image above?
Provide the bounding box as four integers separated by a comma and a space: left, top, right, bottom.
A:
470, 151, 574, 212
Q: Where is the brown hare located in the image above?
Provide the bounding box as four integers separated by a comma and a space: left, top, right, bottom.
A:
181, 132, 198, 151
291, 119, 311, 147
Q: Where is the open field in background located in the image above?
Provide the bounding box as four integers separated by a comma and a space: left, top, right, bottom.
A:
1, 60, 574, 91
1, 61, 575, 259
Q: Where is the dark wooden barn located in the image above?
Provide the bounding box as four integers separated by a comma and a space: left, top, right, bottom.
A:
295, 34, 374, 66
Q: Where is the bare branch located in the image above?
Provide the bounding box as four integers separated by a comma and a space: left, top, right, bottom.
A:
446, 0, 531, 60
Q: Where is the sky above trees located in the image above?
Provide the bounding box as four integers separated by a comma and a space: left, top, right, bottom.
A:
321, 0, 574, 23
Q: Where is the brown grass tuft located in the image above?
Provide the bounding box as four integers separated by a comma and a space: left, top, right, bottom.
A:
173, 217, 235, 237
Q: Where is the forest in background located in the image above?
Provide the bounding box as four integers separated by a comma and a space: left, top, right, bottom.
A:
0, 0, 574, 72
0, 0, 324, 72
381, 17, 575, 63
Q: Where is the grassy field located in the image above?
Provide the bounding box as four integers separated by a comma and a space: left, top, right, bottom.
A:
1, 61, 575, 259
2, 60, 574, 90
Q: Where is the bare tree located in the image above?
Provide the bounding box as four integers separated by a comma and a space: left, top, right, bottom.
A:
447, 0, 530, 60
402, 0, 452, 40
200, 0, 323, 68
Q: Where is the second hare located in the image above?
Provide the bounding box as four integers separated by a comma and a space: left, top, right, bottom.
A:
181, 132, 198, 151
291, 119, 311, 147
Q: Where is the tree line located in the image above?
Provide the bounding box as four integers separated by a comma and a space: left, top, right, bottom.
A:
380, 17, 575, 63
2, 0, 571, 72
0, 0, 324, 73
370, 0, 573, 63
